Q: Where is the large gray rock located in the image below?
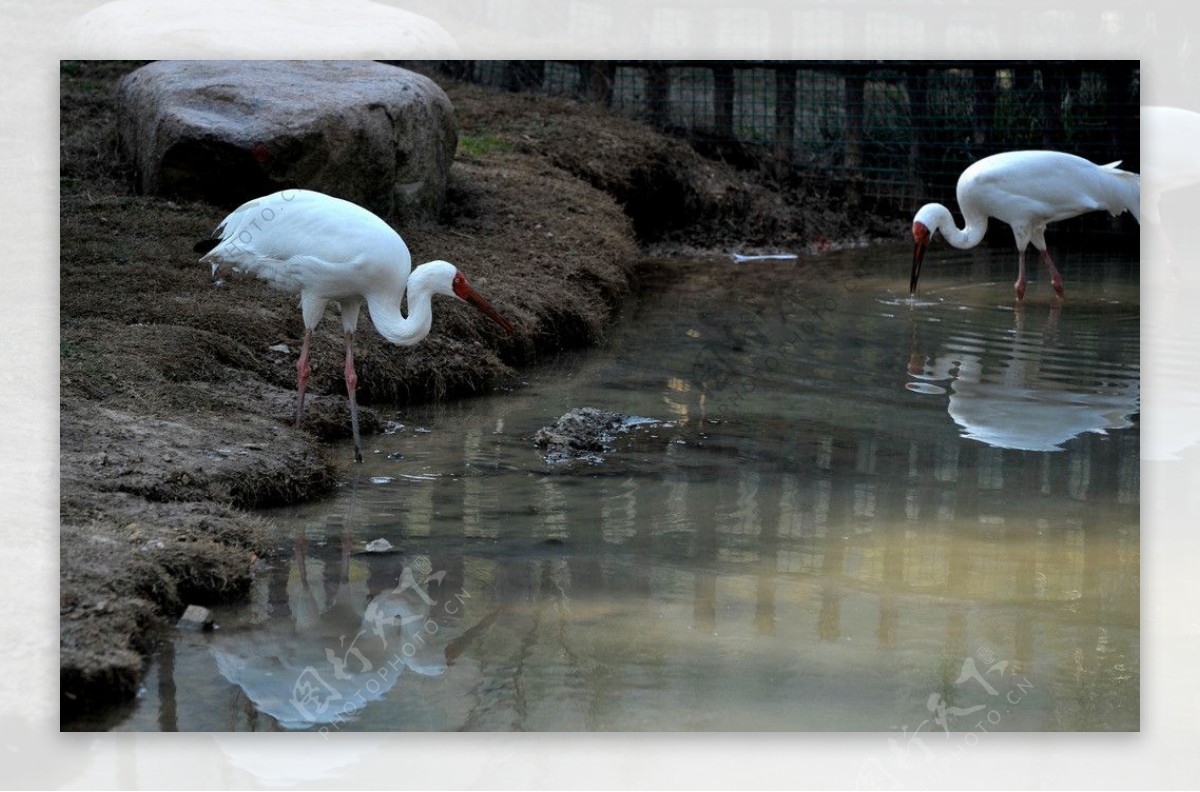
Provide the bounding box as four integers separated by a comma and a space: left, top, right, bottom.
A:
116, 60, 458, 220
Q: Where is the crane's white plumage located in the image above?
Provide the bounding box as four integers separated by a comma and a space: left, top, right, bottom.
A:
198, 189, 514, 462
910, 150, 1140, 299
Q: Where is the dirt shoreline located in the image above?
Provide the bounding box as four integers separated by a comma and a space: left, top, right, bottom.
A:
59, 62, 903, 724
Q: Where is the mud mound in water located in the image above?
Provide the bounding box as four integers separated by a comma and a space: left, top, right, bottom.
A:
534, 407, 665, 468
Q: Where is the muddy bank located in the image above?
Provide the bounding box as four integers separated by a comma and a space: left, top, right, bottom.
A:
59, 62, 897, 722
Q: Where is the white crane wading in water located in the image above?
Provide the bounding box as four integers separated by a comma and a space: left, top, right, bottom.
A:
910, 150, 1140, 300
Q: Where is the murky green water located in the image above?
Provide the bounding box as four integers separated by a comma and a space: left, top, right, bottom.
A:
100, 246, 1140, 731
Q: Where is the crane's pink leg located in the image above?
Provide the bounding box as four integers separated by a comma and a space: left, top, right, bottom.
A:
1014, 249, 1027, 301
1041, 250, 1064, 299
295, 329, 313, 427
343, 331, 363, 463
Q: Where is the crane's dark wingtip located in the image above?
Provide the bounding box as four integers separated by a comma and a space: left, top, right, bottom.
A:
193, 238, 221, 254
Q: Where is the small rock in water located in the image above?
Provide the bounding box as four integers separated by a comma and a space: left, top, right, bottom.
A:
413, 427, 432, 434
365, 538, 394, 553
177, 604, 214, 632
267, 343, 291, 354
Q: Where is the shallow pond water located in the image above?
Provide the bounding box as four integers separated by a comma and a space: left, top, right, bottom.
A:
100, 245, 1140, 732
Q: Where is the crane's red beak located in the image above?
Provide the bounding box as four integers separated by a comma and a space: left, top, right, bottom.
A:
910, 221, 931, 295
452, 273, 516, 335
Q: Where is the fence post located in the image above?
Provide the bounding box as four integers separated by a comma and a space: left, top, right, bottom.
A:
844, 69, 865, 207
502, 61, 545, 92
1039, 66, 1076, 149
580, 62, 616, 106
972, 67, 995, 149
773, 66, 797, 175
439, 61, 474, 82
1104, 63, 1137, 160
713, 65, 735, 138
906, 67, 928, 208
646, 64, 671, 128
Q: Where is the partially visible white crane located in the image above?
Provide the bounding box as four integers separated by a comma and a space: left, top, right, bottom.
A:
1142, 106, 1200, 268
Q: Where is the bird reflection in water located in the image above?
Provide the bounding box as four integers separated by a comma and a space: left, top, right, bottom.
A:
905, 302, 1139, 452
208, 491, 494, 730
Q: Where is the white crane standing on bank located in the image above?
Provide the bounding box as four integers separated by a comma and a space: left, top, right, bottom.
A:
196, 189, 515, 463
909, 150, 1140, 300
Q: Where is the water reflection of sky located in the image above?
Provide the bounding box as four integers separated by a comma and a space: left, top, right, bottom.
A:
104, 249, 1139, 732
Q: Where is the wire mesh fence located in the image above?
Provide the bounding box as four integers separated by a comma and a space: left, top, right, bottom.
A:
453, 60, 1140, 217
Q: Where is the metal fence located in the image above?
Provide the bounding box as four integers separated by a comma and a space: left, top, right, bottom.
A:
451, 60, 1140, 215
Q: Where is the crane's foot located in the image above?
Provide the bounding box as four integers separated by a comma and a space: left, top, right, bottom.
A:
348, 395, 363, 463
1051, 274, 1065, 300
1040, 250, 1064, 301
1014, 279, 1027, 301
344, 331, 363, 463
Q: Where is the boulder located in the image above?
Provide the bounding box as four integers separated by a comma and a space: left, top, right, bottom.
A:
116, 60, 458, 220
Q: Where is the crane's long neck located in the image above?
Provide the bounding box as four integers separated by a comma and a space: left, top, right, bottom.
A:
934, 203, 988, 250
365, 281, 436, 347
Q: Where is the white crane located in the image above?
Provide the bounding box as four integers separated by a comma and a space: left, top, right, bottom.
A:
910, 150, 1140, 300
197, 189, 515, 462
